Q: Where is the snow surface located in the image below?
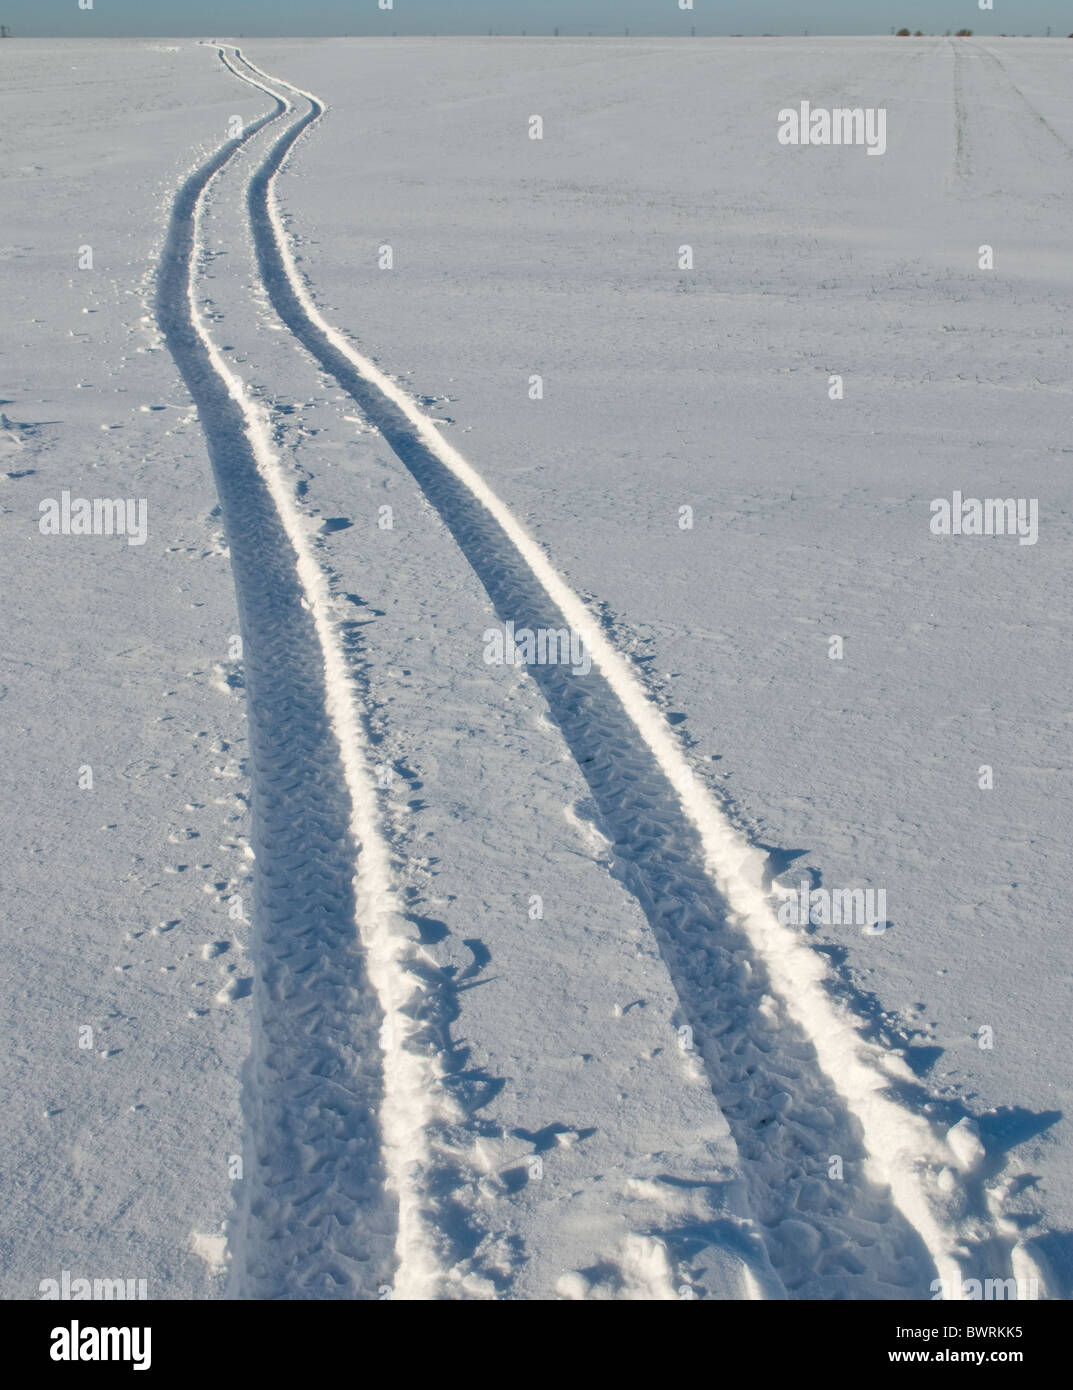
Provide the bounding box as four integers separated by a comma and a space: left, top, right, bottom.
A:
1, 35, 1070, 1300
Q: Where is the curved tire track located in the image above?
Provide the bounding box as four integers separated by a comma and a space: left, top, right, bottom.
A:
156, 47, 442, 1301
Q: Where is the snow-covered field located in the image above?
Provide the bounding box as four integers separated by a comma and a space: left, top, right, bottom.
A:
2, 35, 1070, 1300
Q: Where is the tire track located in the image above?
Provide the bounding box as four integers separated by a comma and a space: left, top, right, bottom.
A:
973, 41, 1073, 159
951, 38, 1071, 194
156, 47, 444, 1300
951, 39, 970, 184
215, 51, 1022, 1297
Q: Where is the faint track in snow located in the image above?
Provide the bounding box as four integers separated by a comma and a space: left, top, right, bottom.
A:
972, 41, 1073, 160
219, 49, 1029, 1300
156, 46, 444, 1300
950, 40, 970, 186
950, 37, 1071, 195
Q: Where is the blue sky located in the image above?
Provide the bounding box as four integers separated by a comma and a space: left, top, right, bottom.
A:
3, 1, 1068, 37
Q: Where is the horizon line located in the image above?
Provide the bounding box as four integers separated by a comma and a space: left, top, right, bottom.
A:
2, 31, 1066, 40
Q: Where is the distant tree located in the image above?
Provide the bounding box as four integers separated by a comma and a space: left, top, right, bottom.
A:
896, 28, 911, 37
914, 32, 924, 37
955, 28, 973, 37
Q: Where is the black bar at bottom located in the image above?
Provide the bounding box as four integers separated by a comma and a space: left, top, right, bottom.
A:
1, 1294, 1056, 1373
